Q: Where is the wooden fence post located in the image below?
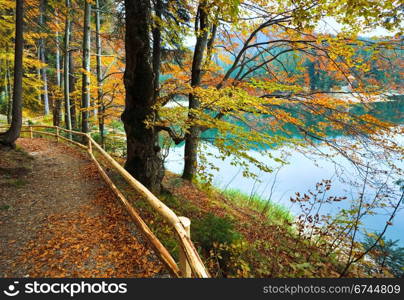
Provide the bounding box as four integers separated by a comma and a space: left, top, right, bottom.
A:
56, 127, 59, 142
29, 126, 33, 139
87, 135, 92, 154
178, 216, 192, 278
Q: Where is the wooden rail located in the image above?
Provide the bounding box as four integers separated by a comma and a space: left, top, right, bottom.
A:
0, 124, 210, 278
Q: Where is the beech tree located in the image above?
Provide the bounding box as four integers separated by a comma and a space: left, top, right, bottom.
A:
153, 0, 403, 182
81, 0, 91, 133
122, 0, 164, 193
182, 0, 210, 180
53, 9, 62, 126
63, 0, 72, 134
5, 59, 12, 124
95, 0, 103, 143
38, 0, 49, 115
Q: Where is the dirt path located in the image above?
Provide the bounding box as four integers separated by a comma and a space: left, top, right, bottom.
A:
0, 138, 165, 277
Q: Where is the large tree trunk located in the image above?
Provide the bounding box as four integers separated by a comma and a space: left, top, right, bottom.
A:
122, 0, 164, 194
81, 0, 91, 133
0, 0, 24, 147
95, 0, 104, 146
39, 0, 49, 115
63, 0, 72, 136
182, 2, 209, 180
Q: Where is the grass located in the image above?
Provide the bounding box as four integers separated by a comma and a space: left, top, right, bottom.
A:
218, 188, 293, 225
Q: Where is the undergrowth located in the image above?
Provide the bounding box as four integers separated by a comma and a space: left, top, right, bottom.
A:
218, 188, 293, 225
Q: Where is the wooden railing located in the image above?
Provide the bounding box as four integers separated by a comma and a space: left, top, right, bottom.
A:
0, 124, 210, 278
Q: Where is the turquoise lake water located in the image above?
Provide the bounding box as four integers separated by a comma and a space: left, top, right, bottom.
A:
165, 99, 404, 246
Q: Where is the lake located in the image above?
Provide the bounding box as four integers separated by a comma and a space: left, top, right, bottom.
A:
165, 99, 404, 246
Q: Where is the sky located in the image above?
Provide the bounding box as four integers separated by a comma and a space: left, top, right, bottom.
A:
184, 16, 397, 47
317, 17, 397, 37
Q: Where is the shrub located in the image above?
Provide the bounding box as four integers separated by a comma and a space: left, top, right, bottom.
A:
192, 213, 240, 252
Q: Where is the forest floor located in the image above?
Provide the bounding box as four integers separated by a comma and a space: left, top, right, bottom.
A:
0, 138, 166, 278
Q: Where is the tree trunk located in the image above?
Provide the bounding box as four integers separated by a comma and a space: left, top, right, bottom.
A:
53, 17, 62, 126
182, 2, 209, 180
69, 49, 77, 129
152, 0, 162, 100
36, 50, 42, 104
5, 62, 12, 124
55, 16, 61, 89
39, 0, 49, 115
63, 0, 72, 136
0, 0, 24, 147
2, 70, 7, 116
99, 105, 105, 147
1, 66, 8, 121
0, 74, 5, 112
81, 0, 91, 133
122, 0, 164, 194
206, 23, 217, 64
40, 48, 50, 115
95, 0, 104, 146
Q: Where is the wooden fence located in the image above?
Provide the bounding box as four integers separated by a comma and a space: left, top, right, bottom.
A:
0, 124, 210, 278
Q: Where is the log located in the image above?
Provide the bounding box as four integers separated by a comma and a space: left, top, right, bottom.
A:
58, 134, 88, 150
24, 125, 56, 129
56, 126, 88, 136
20, 128, 86, 150
21, 130, 57, 138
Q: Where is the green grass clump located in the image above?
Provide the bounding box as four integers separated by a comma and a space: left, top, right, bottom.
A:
221, 188, 293, 224
192, 213, 241, 251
